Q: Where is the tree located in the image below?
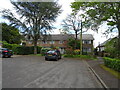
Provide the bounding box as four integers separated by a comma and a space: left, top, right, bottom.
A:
62, 14, 81, 40
67, 38, 80, 50
71, 2, 120, 57
2, 23, 22, 44
105, 37, 118, 58
62, 13, 89, 54
1, 2, 61, 54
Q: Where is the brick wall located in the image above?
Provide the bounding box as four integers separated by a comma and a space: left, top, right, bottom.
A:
25, 40, 68, 48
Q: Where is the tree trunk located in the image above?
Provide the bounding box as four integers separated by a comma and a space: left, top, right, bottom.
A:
34, 40, 37, 54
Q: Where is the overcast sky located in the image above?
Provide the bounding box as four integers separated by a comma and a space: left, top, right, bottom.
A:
0, 0, 118, 47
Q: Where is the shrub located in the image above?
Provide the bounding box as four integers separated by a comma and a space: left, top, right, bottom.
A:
103, 57, 120, 72
74, 49, 80, 55
41, 48, 51, 55
15, 46, 42, 55
65, 48, 74, 55
2, 41, 42, 55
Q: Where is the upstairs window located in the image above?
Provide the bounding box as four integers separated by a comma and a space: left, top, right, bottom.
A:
83, 40, 91, 44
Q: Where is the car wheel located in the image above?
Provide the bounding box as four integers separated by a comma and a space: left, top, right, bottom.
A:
45, 57, 48, 60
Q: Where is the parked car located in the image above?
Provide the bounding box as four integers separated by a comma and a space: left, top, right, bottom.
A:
45, 50, 61, 61
0, 48, 13, 58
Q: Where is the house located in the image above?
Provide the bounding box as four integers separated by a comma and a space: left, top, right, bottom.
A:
24, 34, 94, 54
96, 38, 112, 56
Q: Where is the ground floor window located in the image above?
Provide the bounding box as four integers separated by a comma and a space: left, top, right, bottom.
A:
83, 47, 91, 52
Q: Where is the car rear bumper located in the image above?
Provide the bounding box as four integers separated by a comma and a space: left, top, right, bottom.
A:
45, 56, 57, 60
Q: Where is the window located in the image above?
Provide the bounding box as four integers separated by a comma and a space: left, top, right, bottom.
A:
49, 41, 55, 44
42, 41, 47, 44
88, 48, 91, 52
83, 40, 91, 44
59, 40, 64, 44
89, 40, 91, 44
83, 48, 91, 52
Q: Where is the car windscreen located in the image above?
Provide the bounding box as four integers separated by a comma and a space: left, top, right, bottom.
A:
47, 51, 55, 54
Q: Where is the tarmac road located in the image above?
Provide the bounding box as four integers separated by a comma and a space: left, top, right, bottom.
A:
2, 55, 103, 88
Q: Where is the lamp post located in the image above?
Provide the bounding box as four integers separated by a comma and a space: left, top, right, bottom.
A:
80, 20, 82, 55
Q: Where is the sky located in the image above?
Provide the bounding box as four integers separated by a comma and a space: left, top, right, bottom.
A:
0, 0, 118, 47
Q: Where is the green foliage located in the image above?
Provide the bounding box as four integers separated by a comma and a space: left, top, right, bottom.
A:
105, 37, 119, 58
2, 41, 20, 51
71, 2, 120, 30
1, 2, 61, 54
2, 23, 22, 44
41, 48, 51, 55
74, 49, 80, 55
71, 2, 120, 53
65, 48, 74, 55
2, 41, 42, 55
14, 46, 42, 55
67, 38, 80, 50
103, 57, 120, 72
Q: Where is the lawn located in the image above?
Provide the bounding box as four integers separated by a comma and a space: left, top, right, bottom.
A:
100, 64, 120, 79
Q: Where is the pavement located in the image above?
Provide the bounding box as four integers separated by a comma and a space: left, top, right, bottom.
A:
86, 57, 120, 88
2, 55, 102, 88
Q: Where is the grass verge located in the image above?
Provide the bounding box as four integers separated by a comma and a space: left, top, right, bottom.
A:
63, 54, 97, 60
100, 64, 120, 79
29, 54, 43, 56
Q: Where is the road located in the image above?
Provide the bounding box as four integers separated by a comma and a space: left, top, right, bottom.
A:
2, 55, 102, 88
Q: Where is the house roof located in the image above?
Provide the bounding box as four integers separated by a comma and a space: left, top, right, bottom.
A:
78, 34, 94, 40
43, 34, 94, 41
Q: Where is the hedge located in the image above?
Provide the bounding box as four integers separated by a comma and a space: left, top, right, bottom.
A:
103, 57, 120, 72
2, 41, 42, 55
14, 46, 42, 55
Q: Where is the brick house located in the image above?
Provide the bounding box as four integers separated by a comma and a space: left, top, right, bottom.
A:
24, 34, 94, 54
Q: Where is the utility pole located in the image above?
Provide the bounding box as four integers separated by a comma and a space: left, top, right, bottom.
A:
80, 20, 82, 55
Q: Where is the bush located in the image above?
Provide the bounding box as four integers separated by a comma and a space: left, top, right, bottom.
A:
15, 46, 42, 55
2, 41, 20, 50
103, 57, 120, 72
74, 49, 80, 55
2, 41, 42, 55
41, 48, 51, 55
65, 48, 74, 55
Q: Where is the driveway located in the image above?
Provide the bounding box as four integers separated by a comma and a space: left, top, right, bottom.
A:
2, 55, 102, 88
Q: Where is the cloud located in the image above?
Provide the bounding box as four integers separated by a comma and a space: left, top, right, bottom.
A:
0, 0, 13, 10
